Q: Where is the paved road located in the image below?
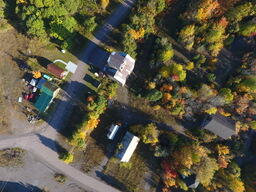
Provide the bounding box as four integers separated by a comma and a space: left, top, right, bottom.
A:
0, 0, 137, 192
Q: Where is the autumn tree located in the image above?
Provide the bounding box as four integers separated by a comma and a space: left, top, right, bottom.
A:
172, 144, 208, 169
149, 37, 174, 68
170, 63, 186, 81
226, 2, 255, 23
219, 88, 234, 103
237, 76, 256, 93
239, 21, 256, 37
0, 0, 5, 20
83, 16, 97, 33
217, 169, 245, 192
195, 0, 220, 22
100, 0, 109, 9
130, 123, 159, 144
145, 89, 163, 102
195, 156, 219, 187
179, 25, 195, 50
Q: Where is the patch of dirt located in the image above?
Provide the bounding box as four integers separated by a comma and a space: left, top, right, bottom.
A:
0, 29, 30, 133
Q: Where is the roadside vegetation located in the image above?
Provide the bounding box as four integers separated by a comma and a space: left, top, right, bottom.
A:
0, 148, 25, 167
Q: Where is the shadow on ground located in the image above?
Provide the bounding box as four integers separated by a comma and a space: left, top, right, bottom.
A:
95, 171, 130, 192
0, 181, 42, 192
37, 134, 67, 154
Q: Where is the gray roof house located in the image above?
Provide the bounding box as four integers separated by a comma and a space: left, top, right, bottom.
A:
202, 114, 237, 139
105, 52, 135, 86
115, 131, 140, 162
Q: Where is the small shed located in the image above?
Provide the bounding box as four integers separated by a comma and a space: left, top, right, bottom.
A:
107, 124, 121, 140
115, 132, 140, 162
202, 114, 236, 139
65, 61, 77, 73
47, 63, 67, 79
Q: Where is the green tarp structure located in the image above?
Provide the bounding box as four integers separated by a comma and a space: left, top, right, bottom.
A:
40, 82, 57, 96
34, 81, 58, 112
34, 92, 53, 112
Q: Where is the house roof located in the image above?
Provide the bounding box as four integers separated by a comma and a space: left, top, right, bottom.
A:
34, 92, 53, 112
47, 63, 65, 79
203, 114, 236, 139
106, 52, 135, 86
41, 81, 58, 96
115, 131, 140, 162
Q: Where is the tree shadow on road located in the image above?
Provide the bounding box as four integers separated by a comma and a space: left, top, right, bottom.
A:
95, 171, 130, 192
0, 181, 42, 192
36, 134, 67, 154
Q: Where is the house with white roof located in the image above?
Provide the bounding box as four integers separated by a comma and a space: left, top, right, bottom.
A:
104, 52, 135, 86
115, 131, 140, 162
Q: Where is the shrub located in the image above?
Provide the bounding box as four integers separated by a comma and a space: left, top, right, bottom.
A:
219, 88, 234, 103
179, 25, 195, 50
59, 152, 74, 164
54, 173, 66, 183
100, 0, 109, 9
170, 63, 186, 81
145, 89, 163, 102
237, 76, 256, 93
130, 123, 160, 144
249, 121, 256, 129
204, 107, 217, 115
84, 16, 97, 33
239, 22, 256, 37
154, 145, 169, 157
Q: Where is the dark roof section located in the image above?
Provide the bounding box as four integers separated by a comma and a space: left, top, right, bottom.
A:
47, 63, 65, 79
41, 81, 58, 96
183, 174, 199, 189
203, 114, 236, 139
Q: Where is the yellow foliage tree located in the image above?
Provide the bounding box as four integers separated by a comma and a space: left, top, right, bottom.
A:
100, 0, 109, 9
196, 0, 220, 21
216, 144, 230, 156
159, 65, 171, 78
186, 62, 194, 70
147, 82, 156, 89
85, 118, 100, 131
163, 93, 172, 102
128, 28, 145, 40
204, 107, 217, 115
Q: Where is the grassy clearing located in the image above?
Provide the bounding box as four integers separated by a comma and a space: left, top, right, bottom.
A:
80, 138, 105, 173
103, 148, 148, 192
0, 148, 26, 167
129, 95, 185, 133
